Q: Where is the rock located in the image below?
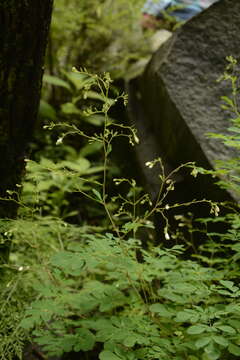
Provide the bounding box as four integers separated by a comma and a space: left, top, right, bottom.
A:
149, 29, 172, 52
126, 30, 172, 81
128, 0, 240, 203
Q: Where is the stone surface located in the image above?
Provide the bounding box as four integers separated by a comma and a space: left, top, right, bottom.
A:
126, 30, 172, 82
149, 29, 172, 52
128, 0, 240, 202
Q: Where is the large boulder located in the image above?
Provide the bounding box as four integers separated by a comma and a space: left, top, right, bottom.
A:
128, 0, 240, 203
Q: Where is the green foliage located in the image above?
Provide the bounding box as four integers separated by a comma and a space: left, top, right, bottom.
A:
50, 0, 149, 78
0, 302, 26, 360
40, 69, 116, 129
22, 153, 104, 219
2, 59, 240, 360
16, 64, 240, 360
0, 267, 32, 360
20, 234, 240, 360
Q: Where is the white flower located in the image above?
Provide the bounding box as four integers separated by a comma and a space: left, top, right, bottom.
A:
191, 168, 198, 178
164, 227, 170, 240
113, 178, 121, 185
133, 134, 139, 144
56, 137, 63, 145
214, 205, 220, 217
145, 161, 153, 168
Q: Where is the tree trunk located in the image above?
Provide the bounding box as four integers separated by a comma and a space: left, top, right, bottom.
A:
0, 0, 53, 259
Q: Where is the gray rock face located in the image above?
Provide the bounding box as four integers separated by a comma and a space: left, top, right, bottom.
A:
131, 0, 240, 202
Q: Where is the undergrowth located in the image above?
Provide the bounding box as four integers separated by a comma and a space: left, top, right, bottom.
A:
49, 0, 149, 78
1, 58, 240, 360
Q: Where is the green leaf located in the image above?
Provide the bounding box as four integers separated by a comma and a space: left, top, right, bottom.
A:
228, 344, 240, 356
212, 336, 229, 347
61, 102, 81, 115
149, 303, 172, 318
123, 335, 138, 347
84, 90, 110, 102
58, 335, 76, 352
216, 325, 236, 334
39, 100, 57, 120
219, 280, 234, 288
61, 158, 90, 173
99, 350, 122, 360
74, 328, 95, 351
122, 221, 142, 233
195, 337, 211, 349
84, 165, 104, 175
63, 71, 91, 90
171, 282, 196, 293
219, 280, 238, 292
92, 189, 103, 201
228, 319, 240, 329
43, 74, 71, 91
51, 251, 85, 275
221, 96, 234, 107
40, 157, 58, 169
79, 141, 103, 157
114, 346, 137, 360
19, 317, 35, 330
187, 324, 207, 335
175, 311, 193, 322
204, 342, 221, 360
84, 114, 106, 126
